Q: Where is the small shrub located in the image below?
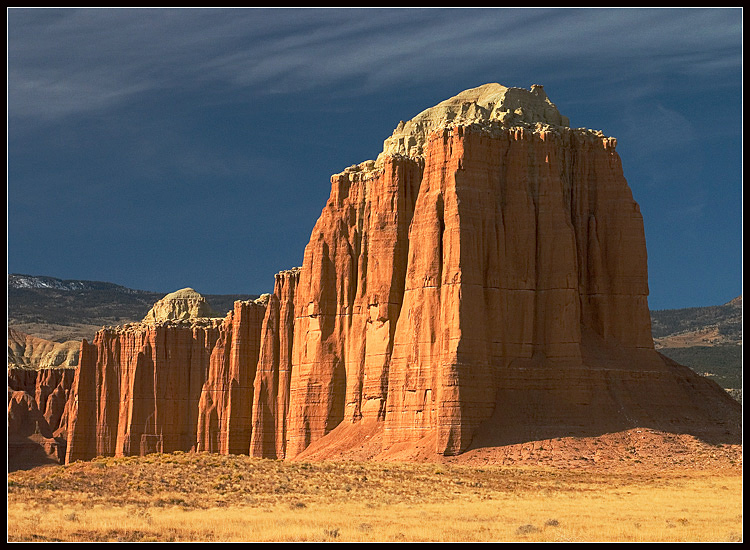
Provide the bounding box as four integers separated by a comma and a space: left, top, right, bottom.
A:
516, 524, 540, 535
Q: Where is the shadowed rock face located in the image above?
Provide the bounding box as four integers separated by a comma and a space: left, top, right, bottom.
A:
60, 84, 740, 464
8, 366, 76, 470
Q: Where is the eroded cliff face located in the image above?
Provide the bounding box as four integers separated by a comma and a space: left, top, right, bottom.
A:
382, 125, 659, 455
196, 298, 266, 455
8, 366, 76, 468
284, 83, 738, 457
249, 268, 300, 458
65, 318, 224, 462
61, 83, 740, 464
285, 124, 656, 457
64, 278, 300, 463
8, 366, 75, 436
285, 155, 423, 457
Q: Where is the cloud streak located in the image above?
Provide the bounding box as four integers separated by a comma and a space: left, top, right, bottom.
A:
9, 8, 741, 122
7, 7, 742, 307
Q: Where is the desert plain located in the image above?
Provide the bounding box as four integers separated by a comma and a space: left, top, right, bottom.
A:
7, 427, 742, 543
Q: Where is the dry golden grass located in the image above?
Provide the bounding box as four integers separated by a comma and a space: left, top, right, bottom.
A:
7, 452, 742, 542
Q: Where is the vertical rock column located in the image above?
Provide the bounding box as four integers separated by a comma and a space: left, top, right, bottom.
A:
359, 157, 422, 422
570, 134, 653, 349
250, 268, 300, 458
195, 300, 267, 455
64, 339, 100, 463
285, 156, 422, 458
384, 129, 462, 452
196, 315, 234, 453
222, 300, 266, 455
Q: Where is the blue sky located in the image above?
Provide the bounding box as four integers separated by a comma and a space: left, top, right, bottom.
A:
7, 8, 742, 310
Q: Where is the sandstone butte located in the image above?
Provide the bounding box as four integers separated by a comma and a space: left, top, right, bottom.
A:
12, 83, 740, 468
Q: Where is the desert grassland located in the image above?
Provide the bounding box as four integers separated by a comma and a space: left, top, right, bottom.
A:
7, 452, 742, 542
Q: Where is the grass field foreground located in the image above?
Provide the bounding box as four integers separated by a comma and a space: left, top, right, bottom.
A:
7, 452, 743, 542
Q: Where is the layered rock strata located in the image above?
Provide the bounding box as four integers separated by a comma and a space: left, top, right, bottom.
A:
285, 156, 423, 457
195, 298, 266, 455
284, 83, 738, 457
62, 83, 740, 464
63, 282, 298, 463
65, 317, 225, 462
8, 328, 80, 370
8, 366, 76, 468
249, 268, 300, 458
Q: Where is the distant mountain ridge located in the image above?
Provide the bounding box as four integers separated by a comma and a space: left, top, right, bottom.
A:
650, 296, 742, 347
650, 296, 742, 401
7, 273, 258, 343
8, 274, 146, 293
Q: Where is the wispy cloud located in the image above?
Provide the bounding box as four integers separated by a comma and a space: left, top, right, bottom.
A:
8, 8, 742, 123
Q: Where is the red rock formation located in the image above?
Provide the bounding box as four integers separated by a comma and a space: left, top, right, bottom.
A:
196, 299, 266, 455
284, 84, 740, 458
8, 390, 66, 468
65, 320, 224, 462
8, 367, 75, 469
249, 268, 300, 458
285, 156, 423, 457
65, 294, 269, 463
61, 83, 740, 465
8, 366, 75, 436
379, 125, 651, 454
8, 389, 54, 439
